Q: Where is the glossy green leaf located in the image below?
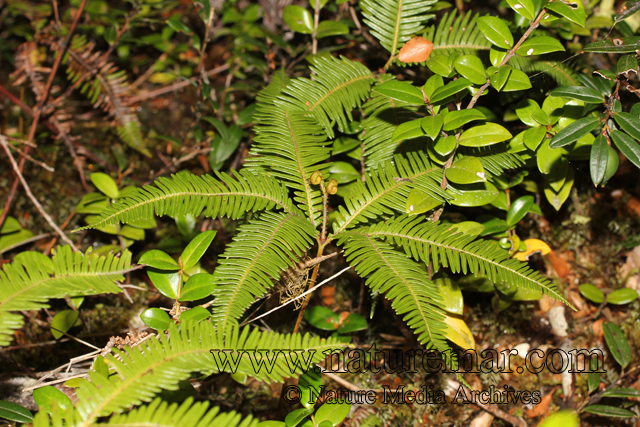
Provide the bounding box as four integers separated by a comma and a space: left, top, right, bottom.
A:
610, 130, 640, 170
583, 405, 635, 418
167, 14, 192, 33
502, 68, 532, 91
316, 21, 349, 39
338, 313, 368, 333
454, 55, 487, 85
517, 37, 565, 56
532, 109, 551, 126
510, 286, 543, 301
406, 188, 443, 215
430, 78, 472, 103
446, 156, 486, 184
507, 0, 535, 20
392, 119, 424, 143
304, 306, 339, 330
613, 112, 640, 142
51, 310, 79, 339
329, 162, 360, 183
584, 36, 640, 53
0, 215, 22, 234
182, 230, 216, 270
601, 388, 640, 398
426, 54, 454, 77
443, 109, 486, 131
0, 401, 33, 423
285, 407, 314, 427
147, 270, 181, 300
590, 135, 609, 186
433, 135, 457, 156
0, 229, 34, 252
479, 216, 508, 236
617, 54, 639, 76
283, 5, 313, 33
603, 321, 631, 368
433, 272, 463, 314
421, 115, 444, 140
90, 173, 119, 199
537, 140, 563, 174
607, 288, 638, 305
374, 80, 423, 104
179, 273, 215, 301
315, 401, 351, 426
588, 357, 600, 393
524, 126, 547, 151
139, 250, 179, 270
516, 99, 542, 126
550, 86, 603, 104
550, 117, 600, 148
579, 284, 605, 304
476, 16, 514, 49
490, 65, 512, 91
118, 225, 145, 241
332, 137, 360, 155
298, 370, 322, 409
423, 74, 444, 100
506, 195, 534, 226
449, 181, 500, 206
459, 123, 512, 147
140, 308, 172, 331
544, 166, 574, 210
180, 306, 210, 323
33, 386, 73, 413
545, 1, 586, 26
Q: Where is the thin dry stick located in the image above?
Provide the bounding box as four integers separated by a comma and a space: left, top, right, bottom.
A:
0, 137, 79, 251
6, 144, 55, 172
245, 266, 352, 325
128, 64, 230, 103
460, 384, 527, 427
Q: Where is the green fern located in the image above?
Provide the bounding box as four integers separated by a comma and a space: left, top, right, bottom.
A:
332, 152, 448, 234
508, 55, 580, 86
361, 76, 422, 168
340, 234, 447, 349
276, 56, 375, 138
33, 397, 258, 427
63, 36, 150, 157
344, 215, 570, 305
361, 0, 436, 60
422, 11, 491, 56
211, 211, 317, 329
73, 321, 344, 425
75, 170, 298, 231
0, 246, 132, 346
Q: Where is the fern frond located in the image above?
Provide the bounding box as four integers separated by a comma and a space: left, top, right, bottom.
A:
74, 322, 344, 425
347, 215, 570, 304
60, 36, 150, 157
362, 76, 422, 168
76, 170, 297, 231
422, 11, 491, 56
211, 211, 317, 329
508, 56, 579, 86
247, 85, 330, 226
331, 152, 448, 235
34, 397, 258, 427
361, 0, 436, 59
340, 234, 447, 349
0, 246, 131, 346
458, 147, 524, 179
276, 56, 375, 138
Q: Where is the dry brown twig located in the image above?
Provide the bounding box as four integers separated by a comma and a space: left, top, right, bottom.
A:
0, 136, 79, 251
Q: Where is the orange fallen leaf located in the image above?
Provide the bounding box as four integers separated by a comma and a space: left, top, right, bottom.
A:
526, 389, 554, 418
398, 37, 433, 63
546, 250, 571, 278
592, 318, 604, 339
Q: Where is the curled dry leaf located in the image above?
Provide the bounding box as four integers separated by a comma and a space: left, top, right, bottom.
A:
398, 36, 434, 63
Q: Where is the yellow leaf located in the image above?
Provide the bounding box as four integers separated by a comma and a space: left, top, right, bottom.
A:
444, 314, 475, 349
513, 238, 551, 261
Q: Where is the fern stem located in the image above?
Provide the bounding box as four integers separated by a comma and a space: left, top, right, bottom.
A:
467, 9, 547, 110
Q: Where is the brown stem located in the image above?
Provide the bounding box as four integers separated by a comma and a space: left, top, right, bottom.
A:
312, 0, 320, 55
292, 245, 325, 334
467, 9, 547, 110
